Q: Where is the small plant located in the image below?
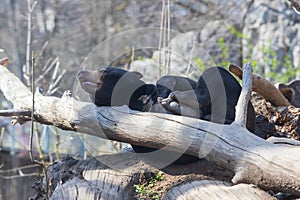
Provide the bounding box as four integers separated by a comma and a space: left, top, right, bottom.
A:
228, 25, 244, 39
137, 56, 146, 61
194, 57, 208, 72
194, 24, 299, 84
134, 171, 164, 199
149, 171, 163, 187
227, 25, 258, 68
261, 41, 300, 83
134, 184, 148, 194
217, 37, 230, 67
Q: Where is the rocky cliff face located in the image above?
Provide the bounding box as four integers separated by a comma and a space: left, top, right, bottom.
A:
0, 0, 298, 90
131, 0, 299, 83
243, 0, 299, 78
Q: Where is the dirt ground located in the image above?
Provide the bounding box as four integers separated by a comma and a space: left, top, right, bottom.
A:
133, 159, 234, 199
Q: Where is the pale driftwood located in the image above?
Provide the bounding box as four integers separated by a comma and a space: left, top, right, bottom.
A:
0, 109, 31, 117
229, 64, 291, 107
47, 154, 263, 200
0, 64, 300, 196
234, 63, 252, 128
48, 155, 146, 200
164, 180, 275, 200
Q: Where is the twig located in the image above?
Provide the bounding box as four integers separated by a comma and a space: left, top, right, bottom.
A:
0, 109, 31, 117
186, 41, 195, 75
0, 127, 5, 151
0, 172, 40, 179
42, 57, 53, 72
51, 59, 60, 81
158, 0, 166, 77
35, 57, 59, 84
288, 0, 300, 14
47, 72, 66, 95
53, 127, 60, 160
0, 163, 40, 173
33, 160, 49, 199
35, 41, 49, 64
29, 51, 36, 162
234, 63, 252, 127
166, 0, 171, 74
2, 129, 28, 150
25, 0, 38, 86
34, 124, 45, 163
131, 46, 135, 64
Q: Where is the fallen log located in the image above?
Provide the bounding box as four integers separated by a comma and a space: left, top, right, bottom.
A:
164, 180, 275, 200
0, 63, 300, 196
45, 154, 272, 200
47, 155, 147, 200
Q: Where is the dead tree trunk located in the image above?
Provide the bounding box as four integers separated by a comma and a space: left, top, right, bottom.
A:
0, 63, 300, 196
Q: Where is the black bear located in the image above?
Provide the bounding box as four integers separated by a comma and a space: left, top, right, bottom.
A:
77, 67, 199, 114
159, 67, 256, 132
77, 66, 256, 164
77, 67, 200, 163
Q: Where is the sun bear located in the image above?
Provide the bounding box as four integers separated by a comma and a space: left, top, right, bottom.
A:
77, 66, 256, 163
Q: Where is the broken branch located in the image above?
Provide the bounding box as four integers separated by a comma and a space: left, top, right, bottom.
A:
234, 63, 252, 127
229, 63, 290, 107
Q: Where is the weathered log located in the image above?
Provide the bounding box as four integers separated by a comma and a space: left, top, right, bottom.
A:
48, 155, 146, 200
234, 63, 252, 128
229, 63, 290, 107
46, 154, 270, 200
164, 180, 275, 200
0, 64, 300, 196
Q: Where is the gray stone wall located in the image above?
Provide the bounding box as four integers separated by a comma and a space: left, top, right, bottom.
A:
0, 0, 298, 90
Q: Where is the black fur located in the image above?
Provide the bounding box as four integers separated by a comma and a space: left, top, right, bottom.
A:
196, 67, 255, 132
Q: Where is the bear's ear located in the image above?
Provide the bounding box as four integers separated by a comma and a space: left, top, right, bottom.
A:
279, 87, 293, 102
277, 83, 293, 102
289, 80, 300, 92
278, 83, 288, 89
129, 71, 143, 79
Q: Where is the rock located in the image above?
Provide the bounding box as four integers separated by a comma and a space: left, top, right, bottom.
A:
254, 115, 276, 139
243, 0, 300, 79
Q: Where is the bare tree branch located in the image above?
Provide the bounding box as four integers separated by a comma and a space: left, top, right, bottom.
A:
234, 63, 252, 127
229, 63, 290, 107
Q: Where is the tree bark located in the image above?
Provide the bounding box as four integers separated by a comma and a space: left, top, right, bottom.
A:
164, 180, 275, 200
47, 154, 274, 200
0, 64, 300, 196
